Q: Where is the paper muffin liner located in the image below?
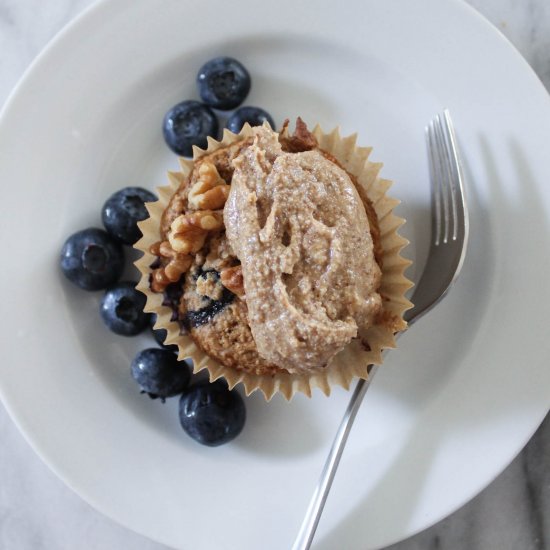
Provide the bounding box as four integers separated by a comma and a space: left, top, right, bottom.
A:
135, 123, 413, 400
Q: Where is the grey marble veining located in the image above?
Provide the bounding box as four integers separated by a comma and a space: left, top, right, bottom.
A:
0, 1, 549, 549
467, 0, 550, 91
0, 0, 89, 88
387, 414, 550, 550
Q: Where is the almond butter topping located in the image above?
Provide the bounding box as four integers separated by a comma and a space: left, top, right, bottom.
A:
224, 126, 382, 373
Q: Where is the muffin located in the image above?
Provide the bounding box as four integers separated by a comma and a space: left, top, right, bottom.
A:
135, 119, 412, 399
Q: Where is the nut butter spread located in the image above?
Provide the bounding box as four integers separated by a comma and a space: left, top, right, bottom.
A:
224, 126, 382, 373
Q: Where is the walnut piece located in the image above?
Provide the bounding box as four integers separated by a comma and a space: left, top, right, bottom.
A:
164, 256, 193, 282
220, 265, 244, 297
188, 162, 231, 210
149, 241, 193, 291
151, 267, 171, 293
149, 210, 225, 293
148, 161, 231, 295
167, 211, 223, 255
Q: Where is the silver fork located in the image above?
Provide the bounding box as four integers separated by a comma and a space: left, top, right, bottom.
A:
292, 110, 469, 550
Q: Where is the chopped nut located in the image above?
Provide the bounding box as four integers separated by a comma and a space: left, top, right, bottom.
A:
221, 265, 244, 297
196, 213, 222, 231
159, 240, 176, 258
151, 268, 171, 293
164, 256, 193, 282
171, 210, 223, 232
149, 237, 193, 291
198, 185, 230, 211
150, 253, 192, 291
188, 162, 231, 210
149, 241, 162, 256
168, 228, 206, 255
168, 211, 223, 255
149, 209, 227, 294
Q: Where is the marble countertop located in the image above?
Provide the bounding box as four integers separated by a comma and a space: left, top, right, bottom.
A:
0, 1, 548, 549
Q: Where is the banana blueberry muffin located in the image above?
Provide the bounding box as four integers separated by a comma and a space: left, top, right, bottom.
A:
145, 120, 391, 377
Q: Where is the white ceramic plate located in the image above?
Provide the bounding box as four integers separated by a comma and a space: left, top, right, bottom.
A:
1, 0, 549, 549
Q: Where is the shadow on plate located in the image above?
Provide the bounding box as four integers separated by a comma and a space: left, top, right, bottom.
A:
309, 135, 550, 550
369, 170, 493, 414
236, 391, 324, 459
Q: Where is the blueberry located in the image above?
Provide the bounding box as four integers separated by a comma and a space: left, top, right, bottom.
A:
150, 314, 178, 352
182, 292, 235, 330
161, 279, 184, 315
100, 282, 149, 336
182, 268, 235, 330
179, 381, 246, 446
131, 348, 190, 400
197, 57, 251, 110
60, 228, 124, 291
163, 100, 218, 157
226, 106, 275, 134
102, 187, 157, 245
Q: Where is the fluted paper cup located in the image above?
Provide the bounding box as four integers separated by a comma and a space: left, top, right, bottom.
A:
135, 122, 412, 400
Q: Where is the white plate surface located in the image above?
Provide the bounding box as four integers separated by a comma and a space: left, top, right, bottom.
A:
1, 0, 549, 549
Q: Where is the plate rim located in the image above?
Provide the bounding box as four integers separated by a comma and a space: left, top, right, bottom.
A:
1, 0, 550, 549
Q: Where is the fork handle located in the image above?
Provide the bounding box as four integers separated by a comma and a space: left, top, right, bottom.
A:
291, 365, 379, 550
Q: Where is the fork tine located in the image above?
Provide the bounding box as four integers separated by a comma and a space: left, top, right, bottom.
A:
433, 114, 455, 244
426, 121, 442, 245
442, 109, 467, 240
440, 114, 459, 241
427, 111, 467, 246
